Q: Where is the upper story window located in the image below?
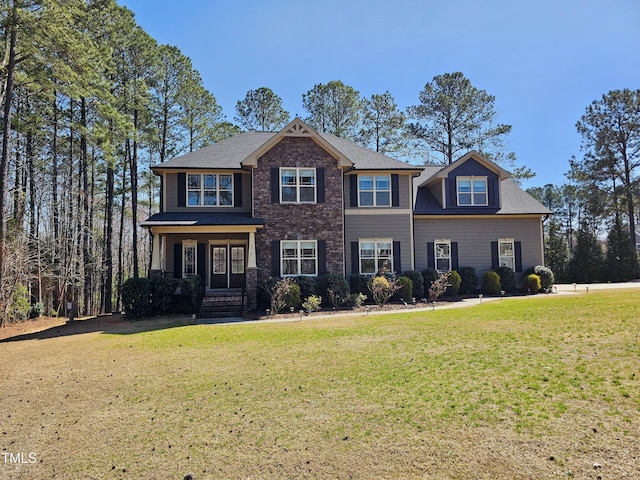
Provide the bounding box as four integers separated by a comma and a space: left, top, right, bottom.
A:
281, 240, 317, 276
498, 238, 515, 270
434, 240, 451, 272
187, 173, 233, 207
359, 175, 391, 206
281, 168, 316, 203
457, 177, 487, 206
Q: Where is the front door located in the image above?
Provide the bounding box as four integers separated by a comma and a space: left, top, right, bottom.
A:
210, 245, 246, 289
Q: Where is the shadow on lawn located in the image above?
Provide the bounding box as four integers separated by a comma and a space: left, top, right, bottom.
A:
0, 314, 198, 343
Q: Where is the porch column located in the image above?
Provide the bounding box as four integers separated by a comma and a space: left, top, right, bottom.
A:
246, 230, 258, 312
150, 232, 162, 276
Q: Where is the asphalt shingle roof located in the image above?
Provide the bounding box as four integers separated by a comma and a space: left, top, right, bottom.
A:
140, 212, 264, 227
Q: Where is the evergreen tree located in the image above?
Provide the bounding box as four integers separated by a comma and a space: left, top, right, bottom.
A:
302, 80, 361, 140
234, 87, 289, 132
544, 218, 569, 282
358, 91, 406, 154
568, 220, 605, 283
605, 215, 639, 281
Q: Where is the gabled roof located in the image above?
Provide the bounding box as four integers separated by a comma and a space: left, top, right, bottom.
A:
151, 119, 422, 172
417, 150, 511, 188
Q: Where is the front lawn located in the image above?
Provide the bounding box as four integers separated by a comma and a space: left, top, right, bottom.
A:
1, 290, 638, 479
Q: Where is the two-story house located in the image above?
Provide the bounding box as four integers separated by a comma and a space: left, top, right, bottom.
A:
141, 119, 550, 312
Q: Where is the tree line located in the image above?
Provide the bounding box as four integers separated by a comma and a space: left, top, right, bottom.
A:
1, 0, 637, 324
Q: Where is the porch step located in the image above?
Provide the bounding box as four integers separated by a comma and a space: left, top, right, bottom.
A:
199, 292, 246, 318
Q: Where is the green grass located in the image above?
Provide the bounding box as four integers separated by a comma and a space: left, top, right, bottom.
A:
1, 290, 639, 479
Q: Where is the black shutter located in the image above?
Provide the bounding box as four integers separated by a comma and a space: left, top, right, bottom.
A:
317, 240, 326, 275
177, 172, 186, 207
514, 241, 522, 272
451, 242, 459, 271
448, 178, 457, 207
393, 240, 401, 274
491, 241, 499, 270
351, 241, 360, 274
197, 243, 206, 282
159, 176, 164, 213
271, 167, 279, 203
316, 168, 325, 203
234, 173, 243, 207
488, 178, 497, 207
391, 174, 400, 207
271, 240, 280, 277
173, 243, 182, 279
427, 242, 435, 269
349, 175, 358, 207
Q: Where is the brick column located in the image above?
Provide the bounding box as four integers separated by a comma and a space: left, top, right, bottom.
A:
245, 267, 257, 313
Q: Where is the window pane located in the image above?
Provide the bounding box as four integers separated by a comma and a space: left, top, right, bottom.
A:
184, 245, 196, 275
188, 191, 201, 206
359, 175, 373, 190
281, 187, 297, 202
203, 192, 217, 205
203, 174, 216, 189
436, 258, 450, 271
473, 180, 486, 192
361, 259, 376, 274
187, 174, 200, 189
435, 243, 450, 258
376, 191, 390, 206
377, 258, 392, 273
300, 242, 316, 257
281, 169, 297, 186
359, 191, 374, 206
299, 186, 315, 202
219, 174, 232, 189
231, 247, 244, 274
219, 191, 233, 206
473, 193, 487, 205
458, 193, 472, 205
282, 259, 298, 276
458, 180, 471, 192
299, 169, 315, 186
282, 242, 298, 258
300, 259, 316, 275
377, 242, 392, 257
376, 175, 390, 190
360, 242, 375, 258
212, 247, 226, 274
499, 242, 513, 256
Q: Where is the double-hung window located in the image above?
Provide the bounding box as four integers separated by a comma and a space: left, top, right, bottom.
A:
281, 240, 317, 276
434, 240, 451, 272
359, 239, 393, 274
498, 238, 515, 270
187, 173, 233, 206
182, 241, 197, 277
281, 168, 316, 203
457, 177, 487, 206
359, 175, 391, 206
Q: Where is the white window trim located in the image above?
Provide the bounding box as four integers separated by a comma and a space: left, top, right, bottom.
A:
358, 174, 391, 207
434, 239, 452, 272
498, 238, 515, 270
182, 240, 198, 277
186, 173, 234, 207
280, 167, 317, 204
456, 176, 488, 206
359, 238, 394, 275
281, 240, 318, 277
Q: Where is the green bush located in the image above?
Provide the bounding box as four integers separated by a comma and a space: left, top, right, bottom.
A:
392, 276, 413, 302
295, 276, 317, 302
422, 268, 438, 293
284, 282, 302, 310
121, 277, 152, 318
180, 276, 202, 314
302, 295, 322, 312
495, 266, 516, 293
401, 270, 424, 300
458, 266, 478, 294
349, 274, 369, 296
11, 283, 31, 321
524, 274, 541, 293
319, 273, 350, 308
149, 277, 178, 315
533, 265, 555, 290
446, 270, 462, 296
29, 302, 45, 319
482, 271, 502, 295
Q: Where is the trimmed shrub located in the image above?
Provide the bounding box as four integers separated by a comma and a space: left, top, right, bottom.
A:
349, 274, 369, 296
121, 277, 152, 318
446, 270, 462, 296
458, 266, 478, 294
392, 276, 413, 302
284, 282, 302, 310
295, 276, 317, 302
319, 273, 350, 308
533, 265, 555, 291
402, 270, 424, 300
29, 302, 45, 319
302, 295, 322, 312
180, 276, 202, 314
422, 268, 438, 293
149, 277, 178, 315
524, 274, 541, 293
482, 271, 502, 295
495, 266, 516, 293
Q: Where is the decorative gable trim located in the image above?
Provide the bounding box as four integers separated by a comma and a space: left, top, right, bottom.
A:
241, 118, 353, 168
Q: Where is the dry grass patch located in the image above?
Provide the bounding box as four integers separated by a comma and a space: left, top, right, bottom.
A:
1, 290, 639, 479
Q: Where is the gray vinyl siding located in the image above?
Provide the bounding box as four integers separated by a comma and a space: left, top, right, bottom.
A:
414, 216, 544, 284
164, 171, 252, 213
344, 173, 412, 210
344, 213, 413, 274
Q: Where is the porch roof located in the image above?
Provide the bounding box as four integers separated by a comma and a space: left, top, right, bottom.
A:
140, 212, 265, 227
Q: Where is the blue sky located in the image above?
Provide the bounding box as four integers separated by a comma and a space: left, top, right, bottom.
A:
118, 0, 639, 189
